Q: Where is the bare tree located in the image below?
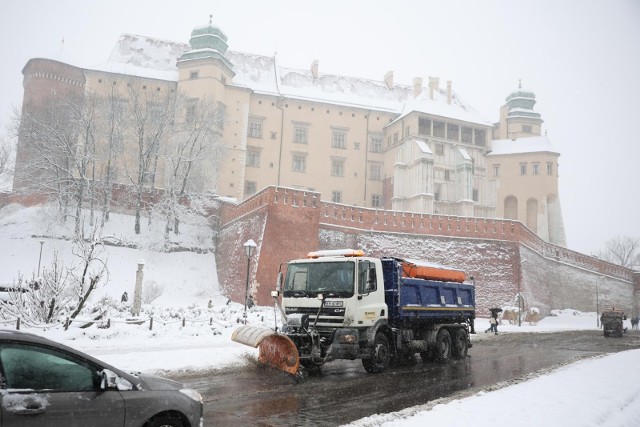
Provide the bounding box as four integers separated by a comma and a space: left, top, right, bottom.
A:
68, 225, 109, 319
596, 235, 640, 268
13, 94, 100, 234
161, 97, 224, 236
96, 84, 128, 226
123, 82, 177, 234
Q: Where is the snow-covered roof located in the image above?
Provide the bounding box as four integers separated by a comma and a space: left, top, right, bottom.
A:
392, 89, 493, 126
84, 33, 491, 121
415, 139, 432, 154
488, 135, 559, 156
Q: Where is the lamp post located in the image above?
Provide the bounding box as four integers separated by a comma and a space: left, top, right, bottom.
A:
243, 239, 257, 324
37, 240, 45, 277
518, 258, 527, 327
596, 275, 605, 328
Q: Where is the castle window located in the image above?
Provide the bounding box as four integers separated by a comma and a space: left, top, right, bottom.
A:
371, 194, 382, 208
472, 189, 479, 202
185, 105, 196, 123
370, 136, 383, 153
447, 123, 459, 141
435, 144, 444, 156
369, 162, 382, 181
246, 147, 261, 167
292, 153, 307, 172
248, 118, 263, 138
532, 163, 540, 175
520, 163, 528, 175
433, 121, 445, 138
293, 125, 308, 144
547, 162, 553, 175
190, 71, 199, 79
245, 181, 257, 196
332, 191, 342, 203
332, 131, 346, 149
493, 165, 500, 177
331, 158, 345, 177
418, 117, 431, 135
444, 170, 451, 181
474, 129, 487, 146
461, 127, 473, 144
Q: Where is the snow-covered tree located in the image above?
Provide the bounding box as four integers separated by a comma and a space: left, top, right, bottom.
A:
123, 82, 177, 234
160, 97, 225, 236
0, 130, 16, 177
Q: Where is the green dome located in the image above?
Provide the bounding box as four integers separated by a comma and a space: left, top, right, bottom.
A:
504, 81, 540, 119
178, 16, 232, 68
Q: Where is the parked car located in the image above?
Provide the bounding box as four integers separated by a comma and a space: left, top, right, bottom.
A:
0, 329, 203, 427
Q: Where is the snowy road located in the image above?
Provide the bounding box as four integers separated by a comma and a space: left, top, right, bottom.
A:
171, 330, 640, 427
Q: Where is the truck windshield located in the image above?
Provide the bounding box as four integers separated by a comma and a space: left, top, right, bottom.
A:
284, 261, 355, 298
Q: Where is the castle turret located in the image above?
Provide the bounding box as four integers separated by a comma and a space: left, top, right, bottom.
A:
494, 80, 544, 140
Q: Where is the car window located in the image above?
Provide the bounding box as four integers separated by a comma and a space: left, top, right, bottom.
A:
0, 343, 100, 391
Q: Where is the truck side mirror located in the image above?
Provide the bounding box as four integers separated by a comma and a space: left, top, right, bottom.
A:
275, 272, 283, 294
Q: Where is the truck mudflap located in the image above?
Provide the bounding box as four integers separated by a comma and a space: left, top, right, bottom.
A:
231, 325, 300, 375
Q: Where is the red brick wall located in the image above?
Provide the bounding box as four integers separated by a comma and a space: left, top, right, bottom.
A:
218, 186, 638, 316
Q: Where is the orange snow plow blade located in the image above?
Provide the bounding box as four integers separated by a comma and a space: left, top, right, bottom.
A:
231, 325, 300, 375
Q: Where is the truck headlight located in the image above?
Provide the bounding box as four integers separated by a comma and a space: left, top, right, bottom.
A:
338, 334, 357, 344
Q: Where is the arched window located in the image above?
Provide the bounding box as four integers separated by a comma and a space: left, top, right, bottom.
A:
504, 196, 518, 220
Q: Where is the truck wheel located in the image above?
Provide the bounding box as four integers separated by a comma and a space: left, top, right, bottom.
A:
434, 329, 452, 363
362, 332, 391, 373
451, 329, 468, 359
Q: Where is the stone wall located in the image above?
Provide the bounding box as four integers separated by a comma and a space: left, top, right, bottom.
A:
213, 186, 639, 318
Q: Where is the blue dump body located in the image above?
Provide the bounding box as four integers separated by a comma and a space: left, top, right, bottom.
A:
382, 258, 475, 326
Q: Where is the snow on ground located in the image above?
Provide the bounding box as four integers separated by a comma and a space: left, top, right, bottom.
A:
1, 205, 639, 426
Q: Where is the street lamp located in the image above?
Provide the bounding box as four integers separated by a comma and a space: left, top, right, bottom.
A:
518, 258, 527, 327
596, 275, 605, 328
37, 240, 45, 277
243, 239, 257, 324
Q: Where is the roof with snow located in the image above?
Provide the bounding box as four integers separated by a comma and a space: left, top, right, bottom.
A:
86, 33, 492, 122
488, 135, 559, 156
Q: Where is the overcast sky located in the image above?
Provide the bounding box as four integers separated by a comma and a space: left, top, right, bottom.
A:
1, 0, 639, 256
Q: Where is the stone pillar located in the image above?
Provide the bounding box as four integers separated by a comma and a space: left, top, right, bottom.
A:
132, 260, 144, 316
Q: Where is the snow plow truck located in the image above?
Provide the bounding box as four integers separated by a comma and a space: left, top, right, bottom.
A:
232, 249, 476, 375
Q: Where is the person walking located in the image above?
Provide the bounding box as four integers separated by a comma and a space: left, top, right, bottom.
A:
485, 313, 499, 334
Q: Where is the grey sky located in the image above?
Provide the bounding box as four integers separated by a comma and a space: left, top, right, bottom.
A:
1, 0, 639, 256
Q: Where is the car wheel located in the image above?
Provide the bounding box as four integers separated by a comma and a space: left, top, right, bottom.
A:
145, 413, 185, 427
362, 332, 390, 373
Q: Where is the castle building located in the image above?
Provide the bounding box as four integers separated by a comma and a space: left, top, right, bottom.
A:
14, 18, 565, 246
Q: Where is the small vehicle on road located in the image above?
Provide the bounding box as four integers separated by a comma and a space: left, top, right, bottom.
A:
601, 308, 626, 338
0, 329, 203, 427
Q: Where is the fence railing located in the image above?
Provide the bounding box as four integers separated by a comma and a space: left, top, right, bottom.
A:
0, 315, 233, 331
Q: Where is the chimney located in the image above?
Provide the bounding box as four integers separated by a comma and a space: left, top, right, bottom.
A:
428, 76, 440, 99
311, 60, 319, 79
447, 80, 452, 105
413, 77, 423, 98
384, 71, 394, 89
